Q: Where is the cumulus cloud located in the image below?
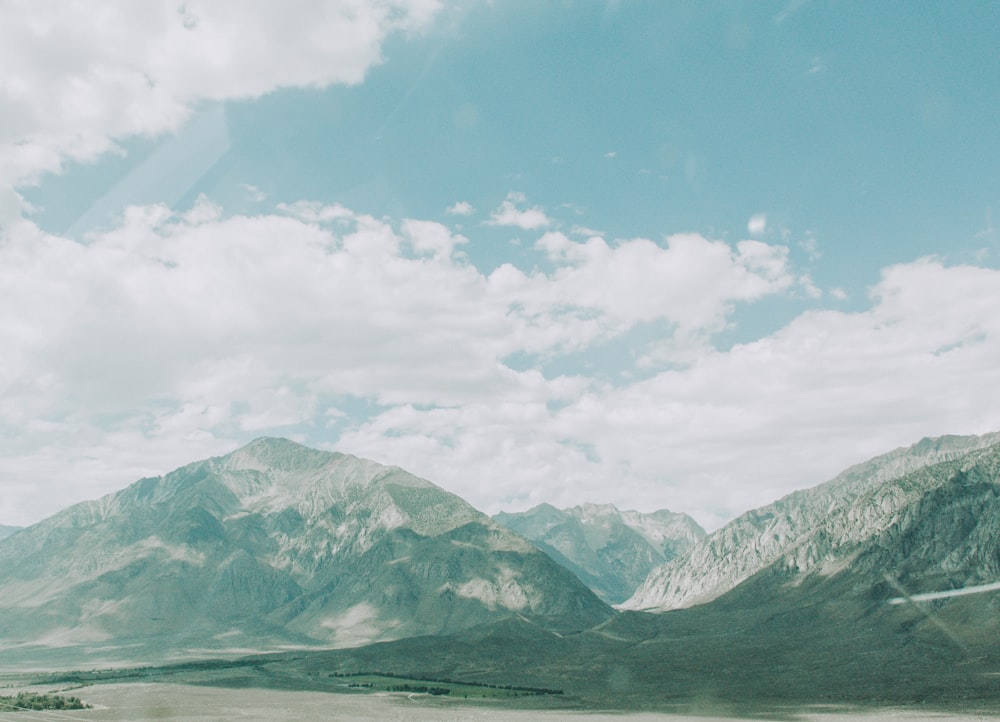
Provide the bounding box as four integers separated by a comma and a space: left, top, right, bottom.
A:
3, 201, 1000, 528
525, 233, 796, 343
0, 0, 442, 206
486, 192, 552, 230
0, 203, 803, 524
446, 201, 475, 216
339, 259, 1000, 528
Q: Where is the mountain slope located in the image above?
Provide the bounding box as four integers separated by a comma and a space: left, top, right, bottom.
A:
255, 437, 1000, 709
494, 503, 704, 603
0, 438, 611, 657
624, 431, 1000, 611
0, 525, 20, 541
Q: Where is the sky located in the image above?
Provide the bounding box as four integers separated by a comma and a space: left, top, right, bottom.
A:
2, 0, 1000, 531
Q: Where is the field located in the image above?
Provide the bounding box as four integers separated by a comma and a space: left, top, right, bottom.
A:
1, 682, 1000, 722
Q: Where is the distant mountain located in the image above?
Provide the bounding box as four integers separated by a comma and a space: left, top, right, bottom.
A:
624, 431, 1000, 611
0, 525, 20, 541
0, 438, 611, 657
494, 503, 704, 603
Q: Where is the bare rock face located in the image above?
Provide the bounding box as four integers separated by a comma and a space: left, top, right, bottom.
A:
623, 431, 1000, 612
0, 438, 612, 655
495, 502, 705, 603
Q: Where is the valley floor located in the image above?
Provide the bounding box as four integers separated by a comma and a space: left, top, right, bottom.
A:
0, 683, 999, 722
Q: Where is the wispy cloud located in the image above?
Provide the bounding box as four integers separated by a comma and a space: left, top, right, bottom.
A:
241, 184, 267, 203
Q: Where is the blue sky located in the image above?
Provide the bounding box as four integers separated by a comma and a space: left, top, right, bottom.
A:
2, 1, 1000, 529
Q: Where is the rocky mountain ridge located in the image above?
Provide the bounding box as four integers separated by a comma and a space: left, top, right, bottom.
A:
494, 502, 705, 603
624, 431, 1000, 611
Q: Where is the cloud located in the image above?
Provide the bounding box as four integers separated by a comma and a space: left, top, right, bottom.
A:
748, 213, 767, 235
5, 192, 998, 531
0, 0, 442, 211
0, 204, 801, 525
571, 225, 603, 237
241, 184, 267, 203
486, 192, 552, 230
403, 218, 467, 259
339, 259, 1000, 529
446, 201, 475, 216
528, 234, 795, 335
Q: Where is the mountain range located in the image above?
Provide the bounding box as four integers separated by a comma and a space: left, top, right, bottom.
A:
2, 431, 999, 708
494, 503, 704, 603
264, 431, 1000, 708
0, 438, 610, 659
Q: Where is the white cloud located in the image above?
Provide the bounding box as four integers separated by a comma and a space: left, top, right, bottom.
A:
748, 213, 767, 235
520, 234, 796, 343
4, 191, 999, 532
0, 205, 802, 525
446, 201, 475, 216
338, 259, 1000, 529
486, 192, 552, 230
403, 218, 467, 258
0, 0, 442, 209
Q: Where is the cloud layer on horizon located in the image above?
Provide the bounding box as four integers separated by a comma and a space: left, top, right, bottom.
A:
2, 199, 999, 528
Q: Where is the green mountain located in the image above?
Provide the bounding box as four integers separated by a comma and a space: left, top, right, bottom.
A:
0, 438, 611, 660
251, 433, 1000, 710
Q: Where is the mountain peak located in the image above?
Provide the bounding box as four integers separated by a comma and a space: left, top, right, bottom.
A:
623, 430, 1000, 612
222, 437, 340, 471
0, 441, 612, 656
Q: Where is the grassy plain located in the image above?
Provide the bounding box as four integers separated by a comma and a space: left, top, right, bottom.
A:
1, 682, 1000, 722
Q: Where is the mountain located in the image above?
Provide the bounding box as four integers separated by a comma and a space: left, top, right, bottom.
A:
0, 438, 611, 659
624, 431, 1000, 611
494, 503, 704, 603
0, 525, 20, 541
230, 434, 1000, 710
